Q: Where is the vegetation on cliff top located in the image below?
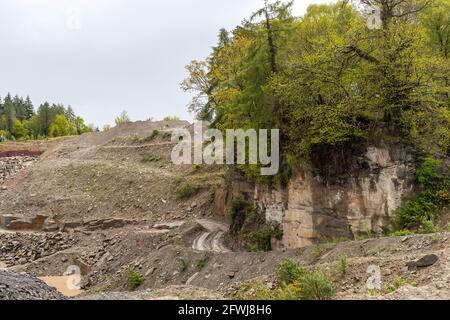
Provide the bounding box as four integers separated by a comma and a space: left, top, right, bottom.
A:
182, 0, 450, 181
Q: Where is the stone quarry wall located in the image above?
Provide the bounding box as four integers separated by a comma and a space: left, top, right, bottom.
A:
216, 145, 417, 249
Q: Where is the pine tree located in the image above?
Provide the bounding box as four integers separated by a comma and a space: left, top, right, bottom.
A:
24, 96, 34, 119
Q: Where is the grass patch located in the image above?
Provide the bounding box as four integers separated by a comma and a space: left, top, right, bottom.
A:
127, 268, 145, 290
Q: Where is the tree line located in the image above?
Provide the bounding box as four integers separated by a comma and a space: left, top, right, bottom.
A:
182, 0, 450, 181
0, 93, 92, 141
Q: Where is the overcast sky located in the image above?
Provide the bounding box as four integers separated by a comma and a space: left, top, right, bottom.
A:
0, 0, 334, 128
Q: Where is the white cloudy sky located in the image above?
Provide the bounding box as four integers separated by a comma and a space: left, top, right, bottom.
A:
0, 0, 334, 127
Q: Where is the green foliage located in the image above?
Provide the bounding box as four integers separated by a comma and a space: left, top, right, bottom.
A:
49, 115, 70, 137
276, 271, 336, 300
115, 111, 131, 125
239, 259, 335, 300
176, 182, 200, 199
276, 259, 335, 300
392, 157, 449, 233
178, 257, 189, 273
336, 255, 348, 275
385, 276, 417, 293
229, 196, 249, 221
249, 222, 283, 252
0, 129, 8, 142
182, 0, 450, 180
11, 120, 28, 139
146, 129, 160, 141
418, 220, 438, 234
313, 246, 323, 258
416, 158, 444, 186
278, 259, 305, 285
196, 254, 209, 270
127, 268, 145, 290
0, 93, 90, 140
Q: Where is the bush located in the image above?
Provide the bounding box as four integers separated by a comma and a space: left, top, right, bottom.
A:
418, 219, 437, 234
278, 259, 305, 284
127, 269, 145, 290
142, 129, 159, 142
196, 254, 209, 270
391, 157, 449, 233
179, 257, 189, 272
176, 183, 200, 199
249, 222, 283, 252
276, 259, 335, 300
385, 276, 416, 293
336, 255, 348, 275
294, 271, 335, 300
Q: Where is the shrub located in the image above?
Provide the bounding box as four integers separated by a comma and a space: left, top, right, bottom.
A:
418, 219, 437, 234
179, 257, 189, 272
176, 183, 200, 199
0, 130, 9, 142
294, 270, 335, 300
196, 254, 209, 270
143, 129, 159, 142
391, 157, 449, 233
127, 269, 145, 290
336, 255, 348, 275
415, 158, 443, 187
385, 276, 417, 293
278, 259, 305, 284
250, 222, 283, 252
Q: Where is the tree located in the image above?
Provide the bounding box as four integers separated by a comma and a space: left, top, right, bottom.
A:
23, 96, 34, 119
74, 116, 91, 135
49, 115, 70, 137
11, 120, 29, 139
115, 111, 131, 125
37, 102, 52, 136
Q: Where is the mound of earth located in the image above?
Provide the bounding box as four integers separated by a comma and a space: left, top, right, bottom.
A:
0, 270, 66, 300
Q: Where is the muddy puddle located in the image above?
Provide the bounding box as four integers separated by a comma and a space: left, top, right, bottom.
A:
39, 276, 83, 297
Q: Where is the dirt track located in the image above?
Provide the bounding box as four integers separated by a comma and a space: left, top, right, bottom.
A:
192, 219, 230, 253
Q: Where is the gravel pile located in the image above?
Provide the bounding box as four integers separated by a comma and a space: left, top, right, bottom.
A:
0, 270, 66, 300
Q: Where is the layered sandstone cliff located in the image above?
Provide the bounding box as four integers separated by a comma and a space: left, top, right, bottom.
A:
217, 145, 417, 248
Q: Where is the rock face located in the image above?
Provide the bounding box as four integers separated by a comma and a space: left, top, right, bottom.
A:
0, 270, 66, 300
217, 145, 416, 248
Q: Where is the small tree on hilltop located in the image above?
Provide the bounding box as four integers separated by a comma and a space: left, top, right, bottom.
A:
115, 111, 131, 125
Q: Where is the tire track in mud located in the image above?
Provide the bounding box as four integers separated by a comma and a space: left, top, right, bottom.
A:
192, 219, 231, 253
